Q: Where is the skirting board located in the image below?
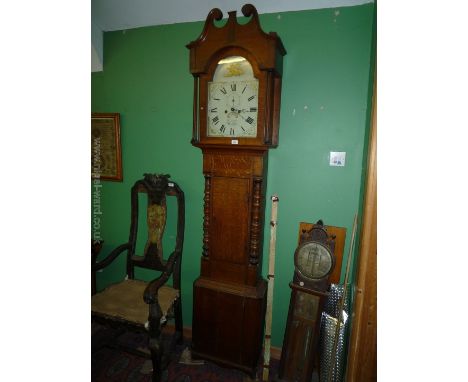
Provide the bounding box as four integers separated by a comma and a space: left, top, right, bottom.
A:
163, 323, 282, 360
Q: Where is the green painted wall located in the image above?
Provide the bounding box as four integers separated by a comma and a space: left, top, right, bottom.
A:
91, 3, 375, 348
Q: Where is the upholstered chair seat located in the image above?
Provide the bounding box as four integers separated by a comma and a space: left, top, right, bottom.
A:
92, 279, 180, 326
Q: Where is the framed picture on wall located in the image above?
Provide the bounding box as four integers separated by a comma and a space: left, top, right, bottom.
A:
91, 113, 123, 181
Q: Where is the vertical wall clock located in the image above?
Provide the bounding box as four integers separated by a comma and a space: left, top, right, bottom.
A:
278, 221, 336, 382
186, 3, 286, 376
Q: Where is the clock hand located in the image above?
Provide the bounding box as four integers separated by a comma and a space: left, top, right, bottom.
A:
237, 108, 254, 114
230, 107, 247, 114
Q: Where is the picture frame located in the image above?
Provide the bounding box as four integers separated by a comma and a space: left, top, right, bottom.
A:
91, 113, 123, 181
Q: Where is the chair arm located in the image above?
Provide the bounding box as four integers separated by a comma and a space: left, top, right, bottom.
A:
92, 243, 131, 271
143, 250, 180, 304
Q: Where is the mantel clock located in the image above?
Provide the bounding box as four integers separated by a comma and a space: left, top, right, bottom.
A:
278, 220, 336, 382
186, 3, 286, 376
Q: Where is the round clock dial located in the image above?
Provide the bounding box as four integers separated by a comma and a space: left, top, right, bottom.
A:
294, 241, 333, 280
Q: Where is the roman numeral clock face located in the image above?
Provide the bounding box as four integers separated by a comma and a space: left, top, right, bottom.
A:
207, 80, 258, 137
206, 56, 259, 138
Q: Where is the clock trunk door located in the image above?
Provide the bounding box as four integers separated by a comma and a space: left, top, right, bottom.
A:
209, 176, 250, 284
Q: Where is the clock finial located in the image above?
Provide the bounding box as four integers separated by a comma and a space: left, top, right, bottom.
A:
241, 4, 258, 19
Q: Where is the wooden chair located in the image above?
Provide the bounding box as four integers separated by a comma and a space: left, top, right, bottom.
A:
92, 173, 185, 382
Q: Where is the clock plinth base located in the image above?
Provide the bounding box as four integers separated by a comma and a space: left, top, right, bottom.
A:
192, 277, 267, 376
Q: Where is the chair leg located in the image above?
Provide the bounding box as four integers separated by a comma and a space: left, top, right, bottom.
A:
148, 303, 164, 382
149, 336, 163, 382
174, 298, 183, 345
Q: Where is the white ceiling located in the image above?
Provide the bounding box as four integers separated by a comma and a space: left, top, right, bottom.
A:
92, 0, 373, 31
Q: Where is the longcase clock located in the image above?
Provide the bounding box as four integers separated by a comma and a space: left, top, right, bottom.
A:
186, 4, 286, 376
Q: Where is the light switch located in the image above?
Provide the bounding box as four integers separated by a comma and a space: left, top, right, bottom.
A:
330, 151, 346, 167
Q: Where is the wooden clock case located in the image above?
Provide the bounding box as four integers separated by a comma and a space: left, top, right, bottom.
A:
186, 4, 286, 376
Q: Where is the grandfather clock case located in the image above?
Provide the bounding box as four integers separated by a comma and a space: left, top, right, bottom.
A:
186, 4, 286, 375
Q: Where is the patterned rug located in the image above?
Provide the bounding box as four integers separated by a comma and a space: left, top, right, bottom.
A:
92, 323, 280, 382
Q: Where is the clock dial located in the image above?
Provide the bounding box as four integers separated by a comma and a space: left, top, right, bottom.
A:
295, 241, 333, 280
207, 79, 258, 137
